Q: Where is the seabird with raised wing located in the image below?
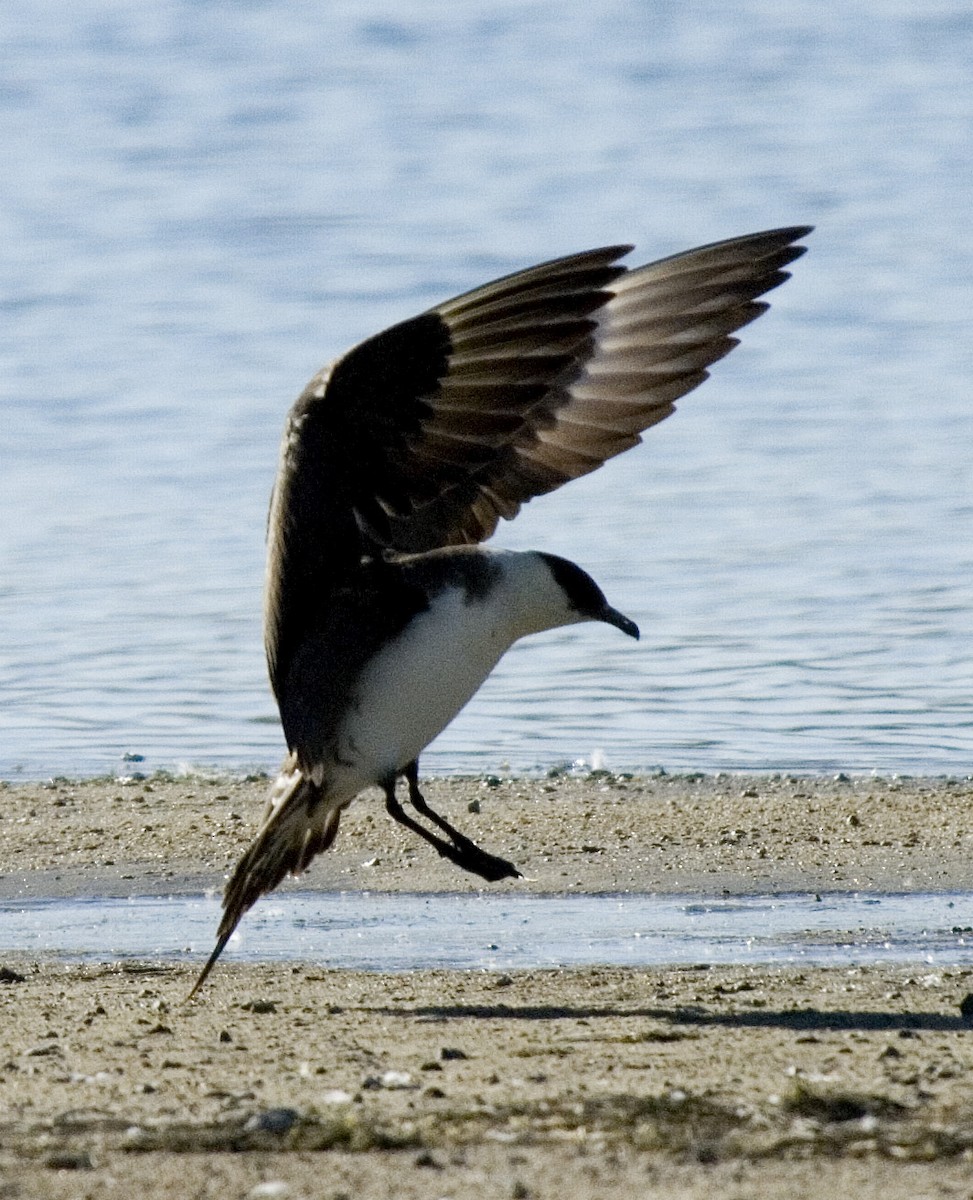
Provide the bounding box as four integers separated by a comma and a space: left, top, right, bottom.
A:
190, 224, 811, 994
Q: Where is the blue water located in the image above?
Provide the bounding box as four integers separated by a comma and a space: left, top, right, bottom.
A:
4, 891, 973, 971
2, 1, 973, 779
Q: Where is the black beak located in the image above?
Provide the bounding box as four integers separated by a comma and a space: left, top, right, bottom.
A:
599, 604, 640, 640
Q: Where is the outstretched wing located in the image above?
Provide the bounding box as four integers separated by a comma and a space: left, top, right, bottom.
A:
265, 226, 810, 694
287, 225, 811, 560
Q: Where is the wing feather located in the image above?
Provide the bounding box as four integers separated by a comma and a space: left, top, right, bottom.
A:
270, 226, 811, 585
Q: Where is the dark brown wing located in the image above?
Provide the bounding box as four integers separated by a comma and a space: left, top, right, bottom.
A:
263, 244, 635, 690
276, 245, 634, 555
265, 227, 810, 688
304, 226, 810, 555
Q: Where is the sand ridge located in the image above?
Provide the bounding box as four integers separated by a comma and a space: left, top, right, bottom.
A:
1, 771, 971, 899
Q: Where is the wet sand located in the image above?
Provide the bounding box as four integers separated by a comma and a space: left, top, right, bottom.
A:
2, 771, 973, 1198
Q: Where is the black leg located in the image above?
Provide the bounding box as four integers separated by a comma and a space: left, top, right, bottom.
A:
401, 761, 521, 882
382, 777, 489, 876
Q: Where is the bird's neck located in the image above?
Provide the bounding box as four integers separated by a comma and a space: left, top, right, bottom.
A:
401, 548, 580, 643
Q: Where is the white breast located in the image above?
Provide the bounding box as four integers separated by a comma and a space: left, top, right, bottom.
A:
334, 585, 518, 782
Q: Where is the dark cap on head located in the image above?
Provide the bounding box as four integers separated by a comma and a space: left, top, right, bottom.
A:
538, 553, 640, 640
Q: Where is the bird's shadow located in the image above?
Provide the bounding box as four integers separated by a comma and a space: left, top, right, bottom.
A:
360, 1002, 968, 1034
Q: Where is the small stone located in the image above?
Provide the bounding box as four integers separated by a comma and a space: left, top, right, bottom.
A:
380, 1070, 415, 1090
248, 1183, 290, 1199
441, 1047, 468, 1061
0, 967, 26, 984
241, 999, 277, 1013
959, 993, 973, 1023
219, 1030, 233, 1043
245, 1108, 300, 1135
44, 1151, 93, 1170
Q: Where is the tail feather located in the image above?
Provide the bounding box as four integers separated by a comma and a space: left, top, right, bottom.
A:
188, 757, 342, 998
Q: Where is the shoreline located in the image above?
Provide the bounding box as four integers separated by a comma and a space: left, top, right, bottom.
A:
3, 772, 973, 1198
2, 771, 972, 900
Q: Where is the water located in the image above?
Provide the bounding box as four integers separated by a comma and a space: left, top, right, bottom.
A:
4, 891, 973, 971
2, 1, 973, 779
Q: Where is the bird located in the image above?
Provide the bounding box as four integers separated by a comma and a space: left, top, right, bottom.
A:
189, 224, 811, 995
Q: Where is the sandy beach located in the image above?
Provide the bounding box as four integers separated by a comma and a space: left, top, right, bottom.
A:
2, 771, 973, 1198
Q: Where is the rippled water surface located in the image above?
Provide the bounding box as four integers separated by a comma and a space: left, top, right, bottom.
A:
2, 1, 972, 778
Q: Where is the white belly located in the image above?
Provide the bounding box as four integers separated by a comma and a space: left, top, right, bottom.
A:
333, 589, 517, 782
